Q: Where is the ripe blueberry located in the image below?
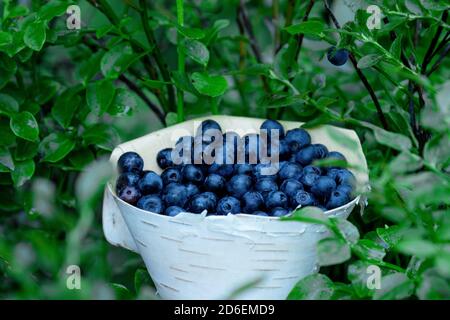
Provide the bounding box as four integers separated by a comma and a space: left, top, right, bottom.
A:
253, 163, 278, 180
327, 46, 349, 66
266, 191, 289, 209
234, 163, 254, 175
280, 179, 303, 198
185, 183, 200, 198
189, 192, 217, 213
241, 191, 264, 213
285, 128, 311, 153
204, 174, 226, 194
138, 171, 163, 195
336, 184, 353, 197
255, 178, 278, 198
310, 176, 337, 200
303, 165, 322, 176
162, 183, 188, 207
279, 162, 303, 180
295, 145, 316, 166
313, 144, 329, 159
300, 173, 320, 189
196, 119, 222, 144
227, 174, 253, 198
260, 119, 285, 140
118, 185, 141, 205
335, 169, 356, 186
116, 172, 140, 193
118, 152, 144, 174
161, 167, 182, 185
326, 151, 347, 165
254, 211, 269, 216
165, 206, 184, 217
156, 148, 174, 169
137, 195, 164, 214
181, 164, 204, 184
291, 190, 316, 208
271, 207, 289, 217
217, 196, 241, 215
208, 163, 235, 178
326, 190, 350, 209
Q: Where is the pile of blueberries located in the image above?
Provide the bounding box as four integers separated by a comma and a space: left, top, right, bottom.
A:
115, 119, 356, 217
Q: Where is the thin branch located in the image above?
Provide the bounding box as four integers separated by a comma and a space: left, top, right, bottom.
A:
421, 10, 448, 74
324, 0, 389, 130
292, 0, 315, 62
426, 42, 450, 76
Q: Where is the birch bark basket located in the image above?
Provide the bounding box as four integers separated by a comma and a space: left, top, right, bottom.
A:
102, 116, 369, 300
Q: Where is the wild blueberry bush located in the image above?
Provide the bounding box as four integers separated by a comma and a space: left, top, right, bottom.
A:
0, 0, 449, 299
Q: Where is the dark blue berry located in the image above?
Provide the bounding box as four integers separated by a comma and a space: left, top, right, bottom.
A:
185, 183, 200, 198
116, 172, 140, 193
204, 174, 226, 194
165, 206, 184, 217
313, 144, 328, 159
253, 163, 278, 180
278, 139, 291, 160
118, 152, 144, 174
163, 183, 188, 207
118, 185, 141, 205
234, 163, 254, 175
326, 168, 341, 180
279, 162, 303, 180
295, 145, 316, 166
327, 46, 349, 66
326, 190, 350, 209
310, 176, 336, 200
208, 163, 235, 178
161, 167, 182, 185
303, 165, 322, 176
271, 207, 289, 217
156, 148, 174, 169
291, 190, 316, 208
138, 171, 163, 195
285, 128, 311, 153
217, 196, 241, 215
280, 179, 303, 198
189, 192, 217, 213
254, 211, 269, 216
335, 169, 356, 186
181, 164, 204, 184
266, 191, 289, 209
241, 191, 264, 213
227, 174, 253, 198
255, 178, 278, 198
336, 184, 353, 197
300, 173, 320, 189
327, 151, 347, 164
137, 195, 164, 214
260, 119, 285, 140
196, 120, 222, 144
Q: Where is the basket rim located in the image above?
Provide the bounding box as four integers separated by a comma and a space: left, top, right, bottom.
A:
107, 182, 361, 221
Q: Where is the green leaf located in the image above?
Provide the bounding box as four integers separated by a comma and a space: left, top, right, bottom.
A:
373, 127, 412, 152
396, 239, 438, 258
424, 134, 450, 170
259, 93, 307, 109
317, 237, 351, 266
352, 239, 386, 262
52, 89, 82, 128
141, 79, 171, 90
86, 79, 116, 115
335, 220, 360, 244
39, 133, 76, 163
101, 43, 136, 79
108, 88, 137, 116
284, 20, 325, 36
181, 39, 209, 66
165, 112, 178, 126
15, 140, 38, 161
0, 147, 14, 171
205, 19, 230, 44
373, 273, 414, 300
68, 149, 95, 170
288, 274, 334, 300
11, 159, 35, 187
357, 54, 384, 69
78, 51, 103, 85
191, 72, 228, 97
389, 35, 402, 60
0, 31, 13, 47
376, 225, 404, 248
0, 93, 19, 117
10, 112, 39, 141
24, 20, 47, 51
177, 25, 205, 39
33, 79, 60, 105
82, 124, 119, 151
6, 5, 29, 18
38, 0, 67, 21
134, 268, 153, 294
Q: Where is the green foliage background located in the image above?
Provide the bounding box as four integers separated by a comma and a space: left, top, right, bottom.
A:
0, 0, 449, 299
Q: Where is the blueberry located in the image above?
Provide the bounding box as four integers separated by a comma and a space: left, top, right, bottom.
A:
185, 183, 200, 198
162, 183, 188, 207
335, 169, 356, 186
189, 192, 217, 213
278, 139, 291, 160
310, 176, 337, 200
217, 196, 241, 215
303, 165, 322, 176
260, 119, 285, 140
234, 163, 254, 175
280, 179, 303, 198
181, 164, 204, 184
326, 168, 341, 180
300, 173, 320, 189
165, 206, 184, 217
326, 190, 350, 209
313, 144, 328, 159
202, 191, 218, 204
253, 163, 278, 180
279, 162, 303, 180
285, 128, 311, 153
161, 167, 182, 185
138, 171, 163, 195
241, 191, 264, 213
208, 163, 235, 178
336, 184, 353, 197
137, 195, 164, 214
254, 211, 269, 216
271, 207, 289, 217
327, 46, 349, 66
266, 191, 289, 209
116, 172, 140, 193
156, 148, 174, 169
295, 145, 316, 166
118, 152, 144, 174
118, 185, 141, 205
291, 190, 316, 208
204, 174, 226, 194
196, 119, 222, 144
227, 174, 253, 198
255, 178, 278, 198
327, 151, 347, 165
